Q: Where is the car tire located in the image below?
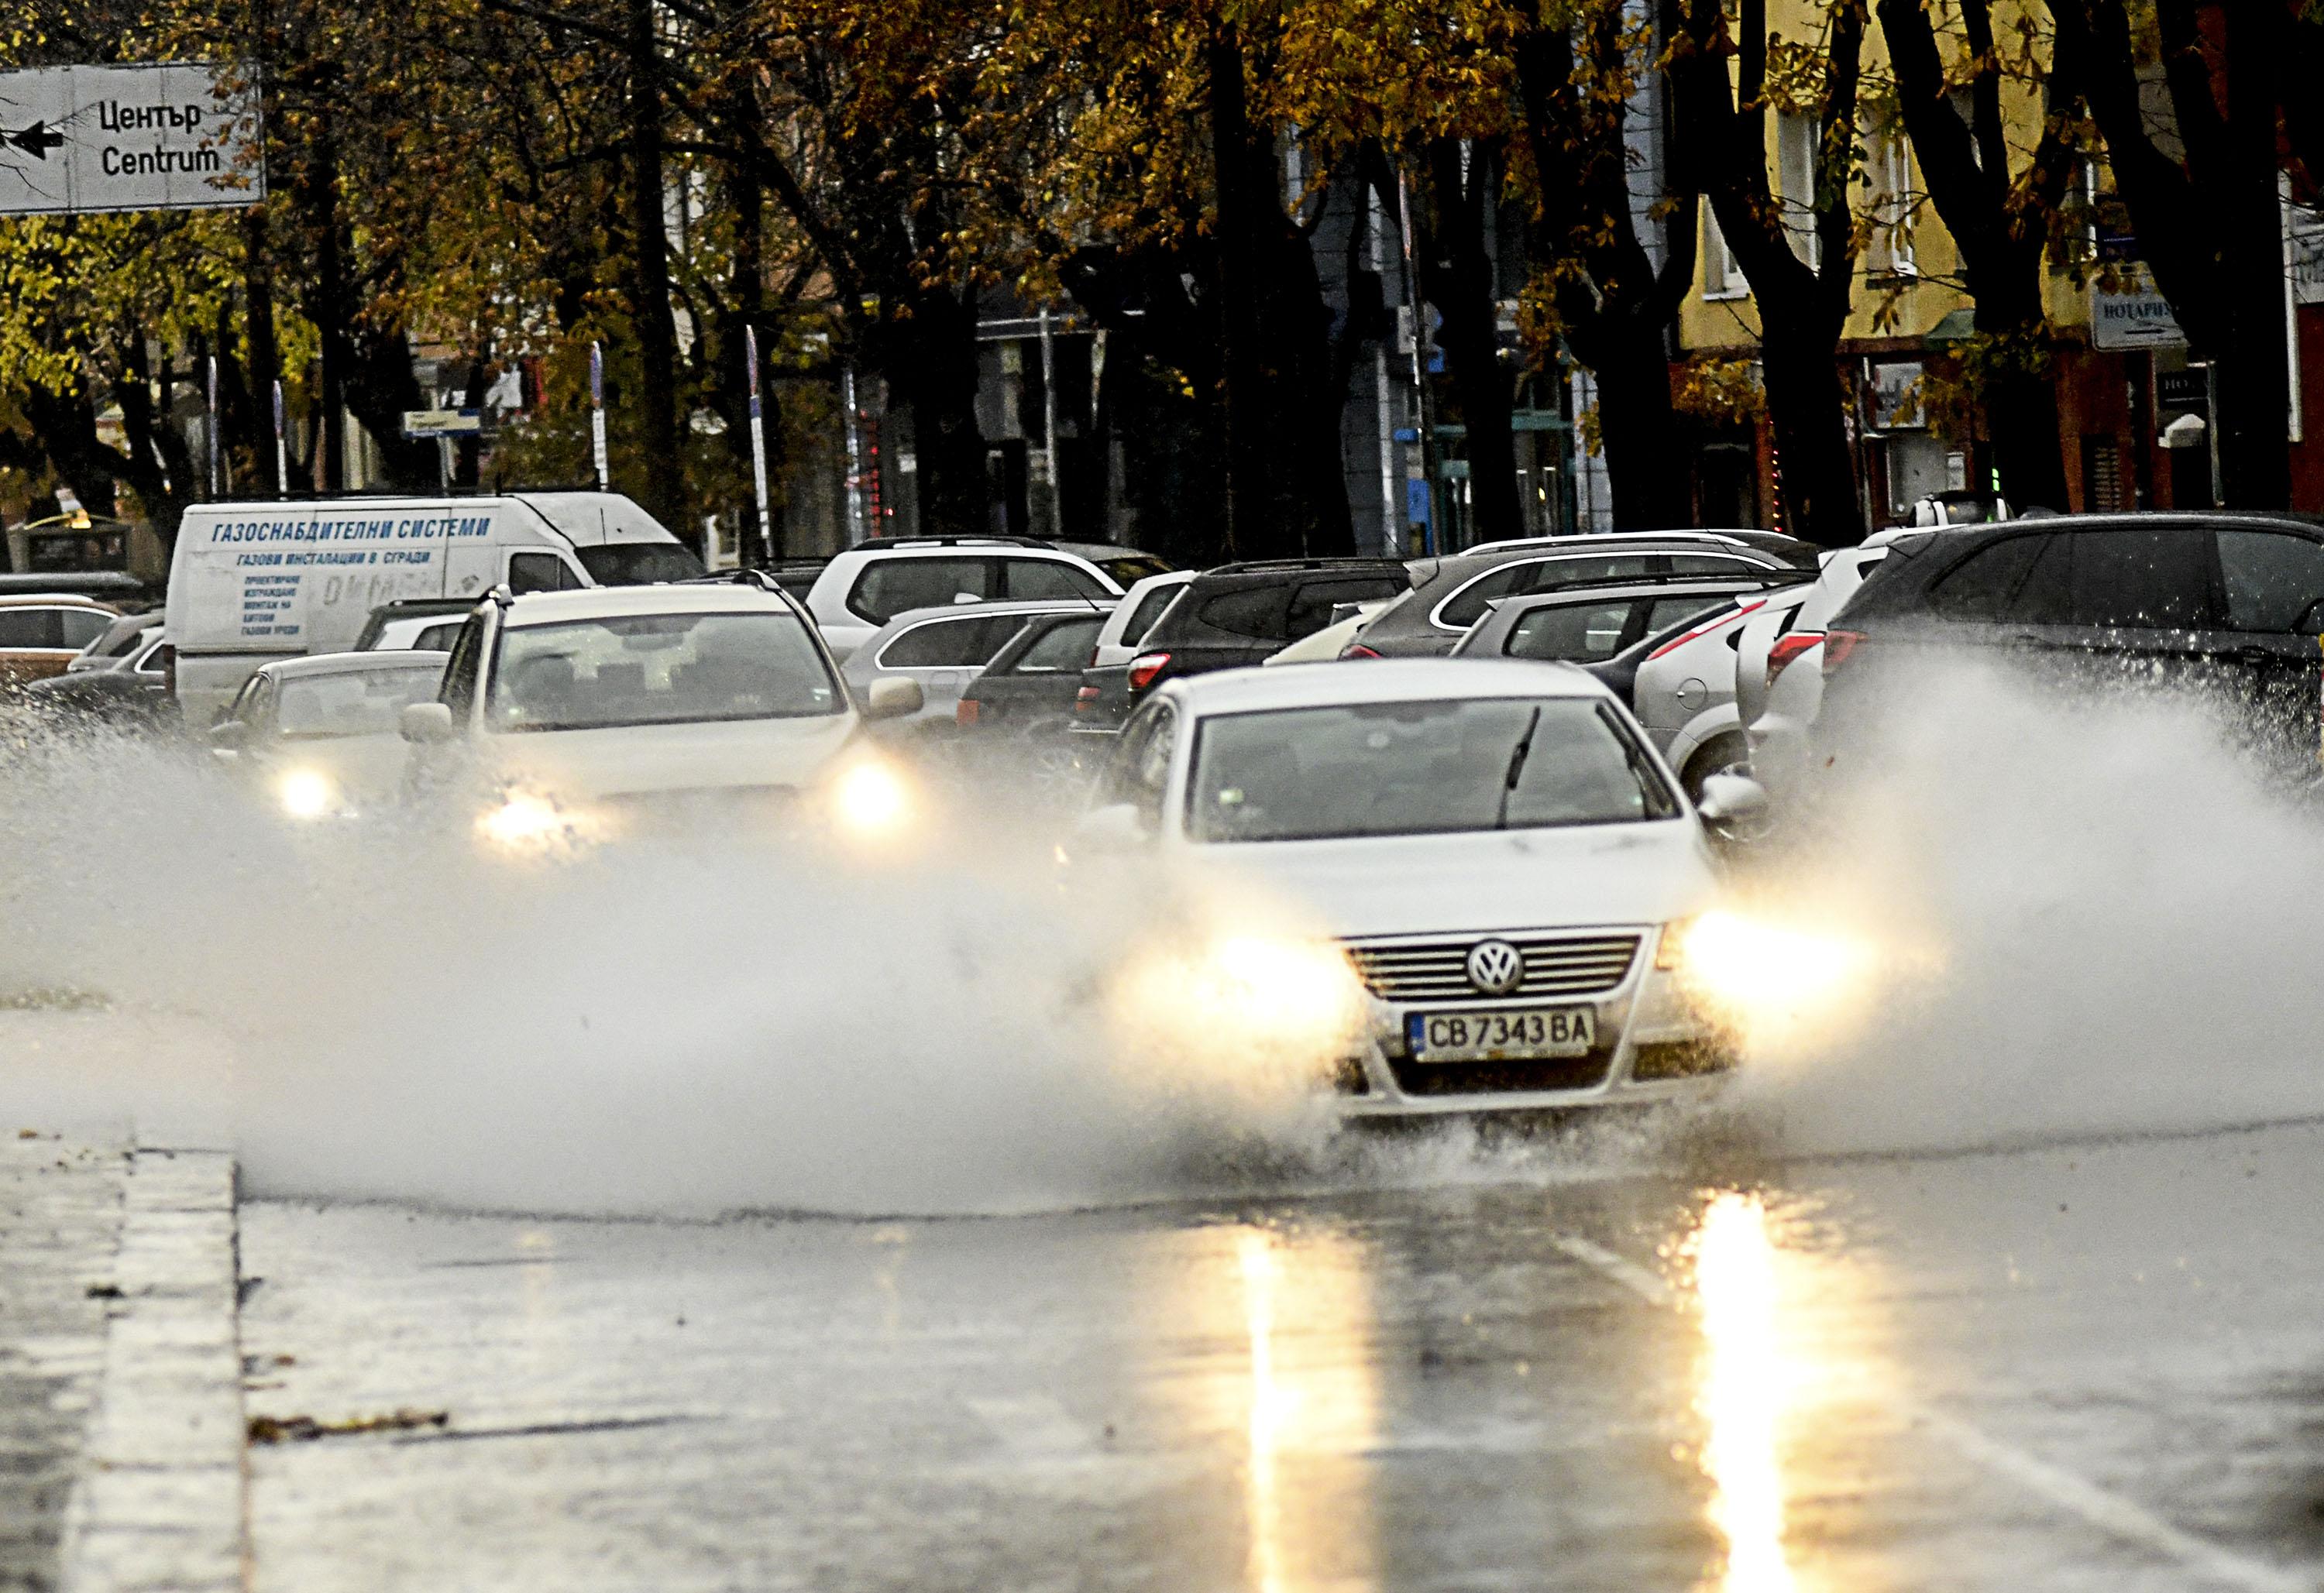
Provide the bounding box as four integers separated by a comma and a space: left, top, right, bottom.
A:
1679, 733, 1748, 805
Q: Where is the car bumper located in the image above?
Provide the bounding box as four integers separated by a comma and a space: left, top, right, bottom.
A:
1327, 939, 1737, 1116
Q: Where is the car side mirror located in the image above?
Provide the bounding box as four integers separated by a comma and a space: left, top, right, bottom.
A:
1696, 772, 1770, 826
863, 676, 925, 721
207, 719, 248, 753
400, 702, 457, 744
1071, 802, 1151, 854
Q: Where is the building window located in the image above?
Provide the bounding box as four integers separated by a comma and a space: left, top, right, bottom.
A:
1776, 114, 1820, 268
1866, 124, 1915, 276
1703, 201, 1748, 300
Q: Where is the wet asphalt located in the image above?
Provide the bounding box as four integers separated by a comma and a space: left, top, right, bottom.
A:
235, 1118, 2324, 1591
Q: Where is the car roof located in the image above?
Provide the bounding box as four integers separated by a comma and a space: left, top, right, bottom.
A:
0, 592, 114, 609
500, 585, 799, 627
871, 597, 1115, 633
1487, 575, 1798, 612
256, 649, 452, 680
1159, 657, 1611, 716
369, 596, 480, 614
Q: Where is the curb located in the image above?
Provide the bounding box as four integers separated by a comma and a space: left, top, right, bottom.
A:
58, 1147, 246, 1593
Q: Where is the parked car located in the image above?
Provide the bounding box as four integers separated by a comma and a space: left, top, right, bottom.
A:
844, 598, 1111, 733
1620, 590, 1813, 800
1450, 575, 1795, 667
1090, 570, 1197, 668
1075, 558, 1412, 736
18, 627, 174, 726
1344, 536, 1811, 660
1466, 528, 1820, 564
66, 609, 165, 673
1067, 658, 1767, 1116
1734, 539, 1903, 808
0, 594, 118, 687
1908, 490, 2009, 527
1267, 599, 1401, 665
209, 651, 451, 818
1817, 512, 2324, 779
398, 582, 926, 848
355, 597, 482, 653
796, 537, 1121, 664
955, 609, 1115, 739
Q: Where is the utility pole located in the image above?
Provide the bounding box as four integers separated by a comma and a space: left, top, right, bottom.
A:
1395, 163, 1440, 555
1037, 308, 1062, 539
745, 324, 772, 565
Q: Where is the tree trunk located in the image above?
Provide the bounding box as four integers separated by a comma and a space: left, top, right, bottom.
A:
885, 284, 988, 538
241, 204, 283, 493
1590, 324, 1691, 528
626, 0, 685, 532
302, 131, 349, 492
1418, 139, 1521, 545
2217, 0, 2290, 507
1760, 331, 1862, 542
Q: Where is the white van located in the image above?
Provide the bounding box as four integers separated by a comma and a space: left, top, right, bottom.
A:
167, 491, 704, 724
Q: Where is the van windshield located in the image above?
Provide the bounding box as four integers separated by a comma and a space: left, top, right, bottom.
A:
576, 544, 707, 585
486, 611, 840, 733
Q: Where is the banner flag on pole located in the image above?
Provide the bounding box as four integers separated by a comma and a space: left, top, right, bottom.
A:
272, 379, 288, 496
206, 356, 220, 496
746, 325, 772, 565
589, 341, 609, 489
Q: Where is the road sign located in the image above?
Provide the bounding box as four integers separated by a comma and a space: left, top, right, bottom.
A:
401, 408, 484, 438
2092, 266, 2185, 351
0, 62, 261, 215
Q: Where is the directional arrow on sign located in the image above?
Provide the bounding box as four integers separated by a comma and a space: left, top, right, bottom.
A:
2, 121, 65, 160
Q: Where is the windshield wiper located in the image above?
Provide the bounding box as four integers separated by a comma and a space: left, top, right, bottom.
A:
1494, 704, 1543, 829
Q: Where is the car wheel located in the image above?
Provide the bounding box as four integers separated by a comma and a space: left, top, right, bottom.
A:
1679, 733, 1748, 805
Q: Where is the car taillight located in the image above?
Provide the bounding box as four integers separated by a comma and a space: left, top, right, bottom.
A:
1074, 684, 1099, 716
1765, 630, 1823, 686
1339, 643, 1383, 660
1128, 652, 1171, 692
956, 698, 980, 726
1822, 630, 1866, 673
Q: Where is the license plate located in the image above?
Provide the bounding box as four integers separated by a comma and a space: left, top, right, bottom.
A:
1405, 1007, 1597, 1063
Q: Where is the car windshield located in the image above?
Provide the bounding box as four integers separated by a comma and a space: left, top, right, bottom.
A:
574, 543, 708, 585
1188, 697, 1678, 843
486, 610, 840, 733
275, 665, 447, 740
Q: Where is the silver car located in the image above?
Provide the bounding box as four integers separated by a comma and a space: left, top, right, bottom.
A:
842, 599, 1116, 733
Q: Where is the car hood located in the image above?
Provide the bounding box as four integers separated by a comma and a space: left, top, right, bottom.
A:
1183, 820, 1717, 939
477, 713, 861, 799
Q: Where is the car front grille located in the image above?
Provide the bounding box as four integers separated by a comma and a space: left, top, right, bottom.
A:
1386, 1054, 1615, 1097
1345, 933, 1642, 1002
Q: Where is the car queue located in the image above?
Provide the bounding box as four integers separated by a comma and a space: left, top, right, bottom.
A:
21, 496, 2319, 1126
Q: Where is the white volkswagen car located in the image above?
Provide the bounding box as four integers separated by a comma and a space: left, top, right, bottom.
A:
400, 582, 924, 849
1071, 660, 1769, 1116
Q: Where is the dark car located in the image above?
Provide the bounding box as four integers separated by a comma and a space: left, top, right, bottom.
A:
1073, 558, 1413, 734
1348, 534, 1817, 660
17, 627, 175, 727
956, 609, 1112, 737
1449, 575, 1800, 665
1818, 513, 2324, 771
1052, 542, 1174, 587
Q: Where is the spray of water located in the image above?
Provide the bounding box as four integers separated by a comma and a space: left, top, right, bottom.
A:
5, 657, 2319, 1217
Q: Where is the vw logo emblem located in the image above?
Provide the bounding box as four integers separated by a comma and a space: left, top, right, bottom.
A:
1465, 939, 1524, 997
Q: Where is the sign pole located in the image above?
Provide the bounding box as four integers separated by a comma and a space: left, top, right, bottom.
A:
745, 325, 772, 566
589, 341, 610, 491
272, 379, 289, 496
206, 356, 221, 498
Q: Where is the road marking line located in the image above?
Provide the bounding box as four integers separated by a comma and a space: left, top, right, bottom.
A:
1549, 1229, 2311, 1593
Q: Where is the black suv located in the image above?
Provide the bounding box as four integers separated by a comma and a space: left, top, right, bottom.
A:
1820, 513, 2324, 768
1073, 558, 1412, 733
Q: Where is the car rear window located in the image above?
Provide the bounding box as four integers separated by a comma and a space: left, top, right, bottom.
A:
1928, 533, 2053, 621
574, 543, 709, 586
1012, 615, 1106, 671
1288, 576, 1408, 637
1505, 599, 1636, 662
1002, 558, 1112, 602
1198, 585, 1291, 640
2216, 528, 2324, 633
1119, 584, 1183, 647
878, 613, 1026, 668
1439, 555, 1658, 630
848, 558, 995, 623
0, 608, 74, 648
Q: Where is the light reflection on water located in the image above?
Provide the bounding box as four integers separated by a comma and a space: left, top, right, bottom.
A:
1690, 1193, 1800, 1592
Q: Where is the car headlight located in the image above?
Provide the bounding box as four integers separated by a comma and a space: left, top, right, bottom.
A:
277, 768, 340, 821
477, 791, 585, 853
826, 757, 914, 839
1115, 933, 1367, 1058
1662, 910, 1870, 1032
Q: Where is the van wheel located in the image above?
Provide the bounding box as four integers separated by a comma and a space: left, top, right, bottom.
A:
1680, 733, 1748, 805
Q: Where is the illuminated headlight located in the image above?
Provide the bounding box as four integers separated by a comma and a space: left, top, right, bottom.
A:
1116, 934, 1367, 1056
1660, 910, 1871, 1029
477, 791, 583, 853
277, 768, 340, 821
826, 757, 914, 839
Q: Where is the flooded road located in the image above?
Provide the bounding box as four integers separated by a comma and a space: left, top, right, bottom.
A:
238, 1118, 2324, 1591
